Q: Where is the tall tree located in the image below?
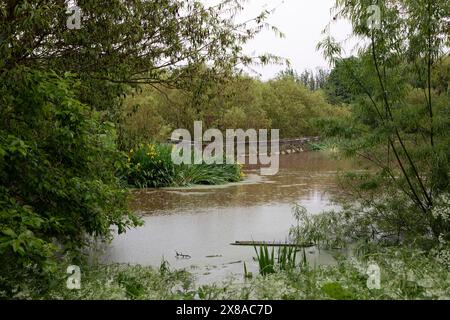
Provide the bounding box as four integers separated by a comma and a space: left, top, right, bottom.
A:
318, 0, 450, 242
0, 0, 284, 111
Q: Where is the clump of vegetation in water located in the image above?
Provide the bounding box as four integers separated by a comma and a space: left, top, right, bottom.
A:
125, 143, 176, 188
124, 143, 244, 188
308, 138, 341, 153
254, 244, 298, 276
174, 162, 244, 186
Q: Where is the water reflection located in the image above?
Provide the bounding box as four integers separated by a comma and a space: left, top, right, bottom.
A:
130, 152, 353, 214
101, 152, 357, 284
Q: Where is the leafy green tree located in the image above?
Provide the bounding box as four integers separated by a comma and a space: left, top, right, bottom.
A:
324, 57, 360, 105
0, 0, 282, 114
318, 0, 450, 243
0, 0, 284, 296
118, 74, 345, 146
0, 68, 140, 297
277, 68, 330, 91
260, 77, 337, 138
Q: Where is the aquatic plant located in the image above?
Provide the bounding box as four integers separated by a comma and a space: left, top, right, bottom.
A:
243, 262, 253, 279
125, 143, 243, 188
126, 143, 175, 188
254, 244, 299, 275
254, 245, 275, 276
174, 163, 242, 186
277, 246, 297, 271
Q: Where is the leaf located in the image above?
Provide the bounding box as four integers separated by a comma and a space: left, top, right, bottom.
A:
2, 228, 17, 238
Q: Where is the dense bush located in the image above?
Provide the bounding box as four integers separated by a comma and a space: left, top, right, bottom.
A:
0, 69, 140, 297
125, 143, 176, 188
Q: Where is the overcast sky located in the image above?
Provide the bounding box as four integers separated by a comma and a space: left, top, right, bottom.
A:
234, 0, 354, 79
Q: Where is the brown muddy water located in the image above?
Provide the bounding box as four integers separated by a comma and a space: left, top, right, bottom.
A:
99, 152, 358, 284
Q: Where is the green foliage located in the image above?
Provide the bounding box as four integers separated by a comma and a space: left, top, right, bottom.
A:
118, 271, 147, 299
323, 57, 362, 105
317, 0, 450, 244
290, 204, 338, 248
126, 143, 176, 188
175, 162, 243, 186
0, 69, 140, 297
277, 246, 298, 272
277, 68, 330, 91
254, 244, 298, 276
118, 77, 348, 150
32, 246, 449, 300
125, 143, 243, 188
41, 263, 194, 300
321, 282, 355, 300
308, 139, 341, 152
0, 1, 283, 115
254, 245, 276, 275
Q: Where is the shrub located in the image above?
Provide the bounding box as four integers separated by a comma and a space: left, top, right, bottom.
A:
126, 143, 176, 188
0, 69, 140, 298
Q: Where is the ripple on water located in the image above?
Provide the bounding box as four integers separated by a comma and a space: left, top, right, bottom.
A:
101, 152, 360, 284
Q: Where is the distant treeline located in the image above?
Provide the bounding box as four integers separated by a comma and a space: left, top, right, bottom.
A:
119, 71, 350, 150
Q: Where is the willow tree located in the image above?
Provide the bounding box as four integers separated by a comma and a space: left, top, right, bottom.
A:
318, 0, 449, 244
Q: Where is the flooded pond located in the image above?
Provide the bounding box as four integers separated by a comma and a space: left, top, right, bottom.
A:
100, 152, 357, 284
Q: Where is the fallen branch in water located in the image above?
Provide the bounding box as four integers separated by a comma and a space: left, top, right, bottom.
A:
175, 251, 191, 259
230, 241, 314, 248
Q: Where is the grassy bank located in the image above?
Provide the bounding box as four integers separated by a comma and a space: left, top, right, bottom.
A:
18, 245, 448, 300
124, 143, 244, 188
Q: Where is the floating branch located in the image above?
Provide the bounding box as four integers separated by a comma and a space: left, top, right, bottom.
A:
230, 241, 314, 248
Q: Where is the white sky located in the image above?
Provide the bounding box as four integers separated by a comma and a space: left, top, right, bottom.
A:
234, 0, 355, 79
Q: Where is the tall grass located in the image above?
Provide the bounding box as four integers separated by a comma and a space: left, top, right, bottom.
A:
254, 244, 299, 275
174, 163, 242, 186
254, 245, 275, 275
277, 246, 297, 271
